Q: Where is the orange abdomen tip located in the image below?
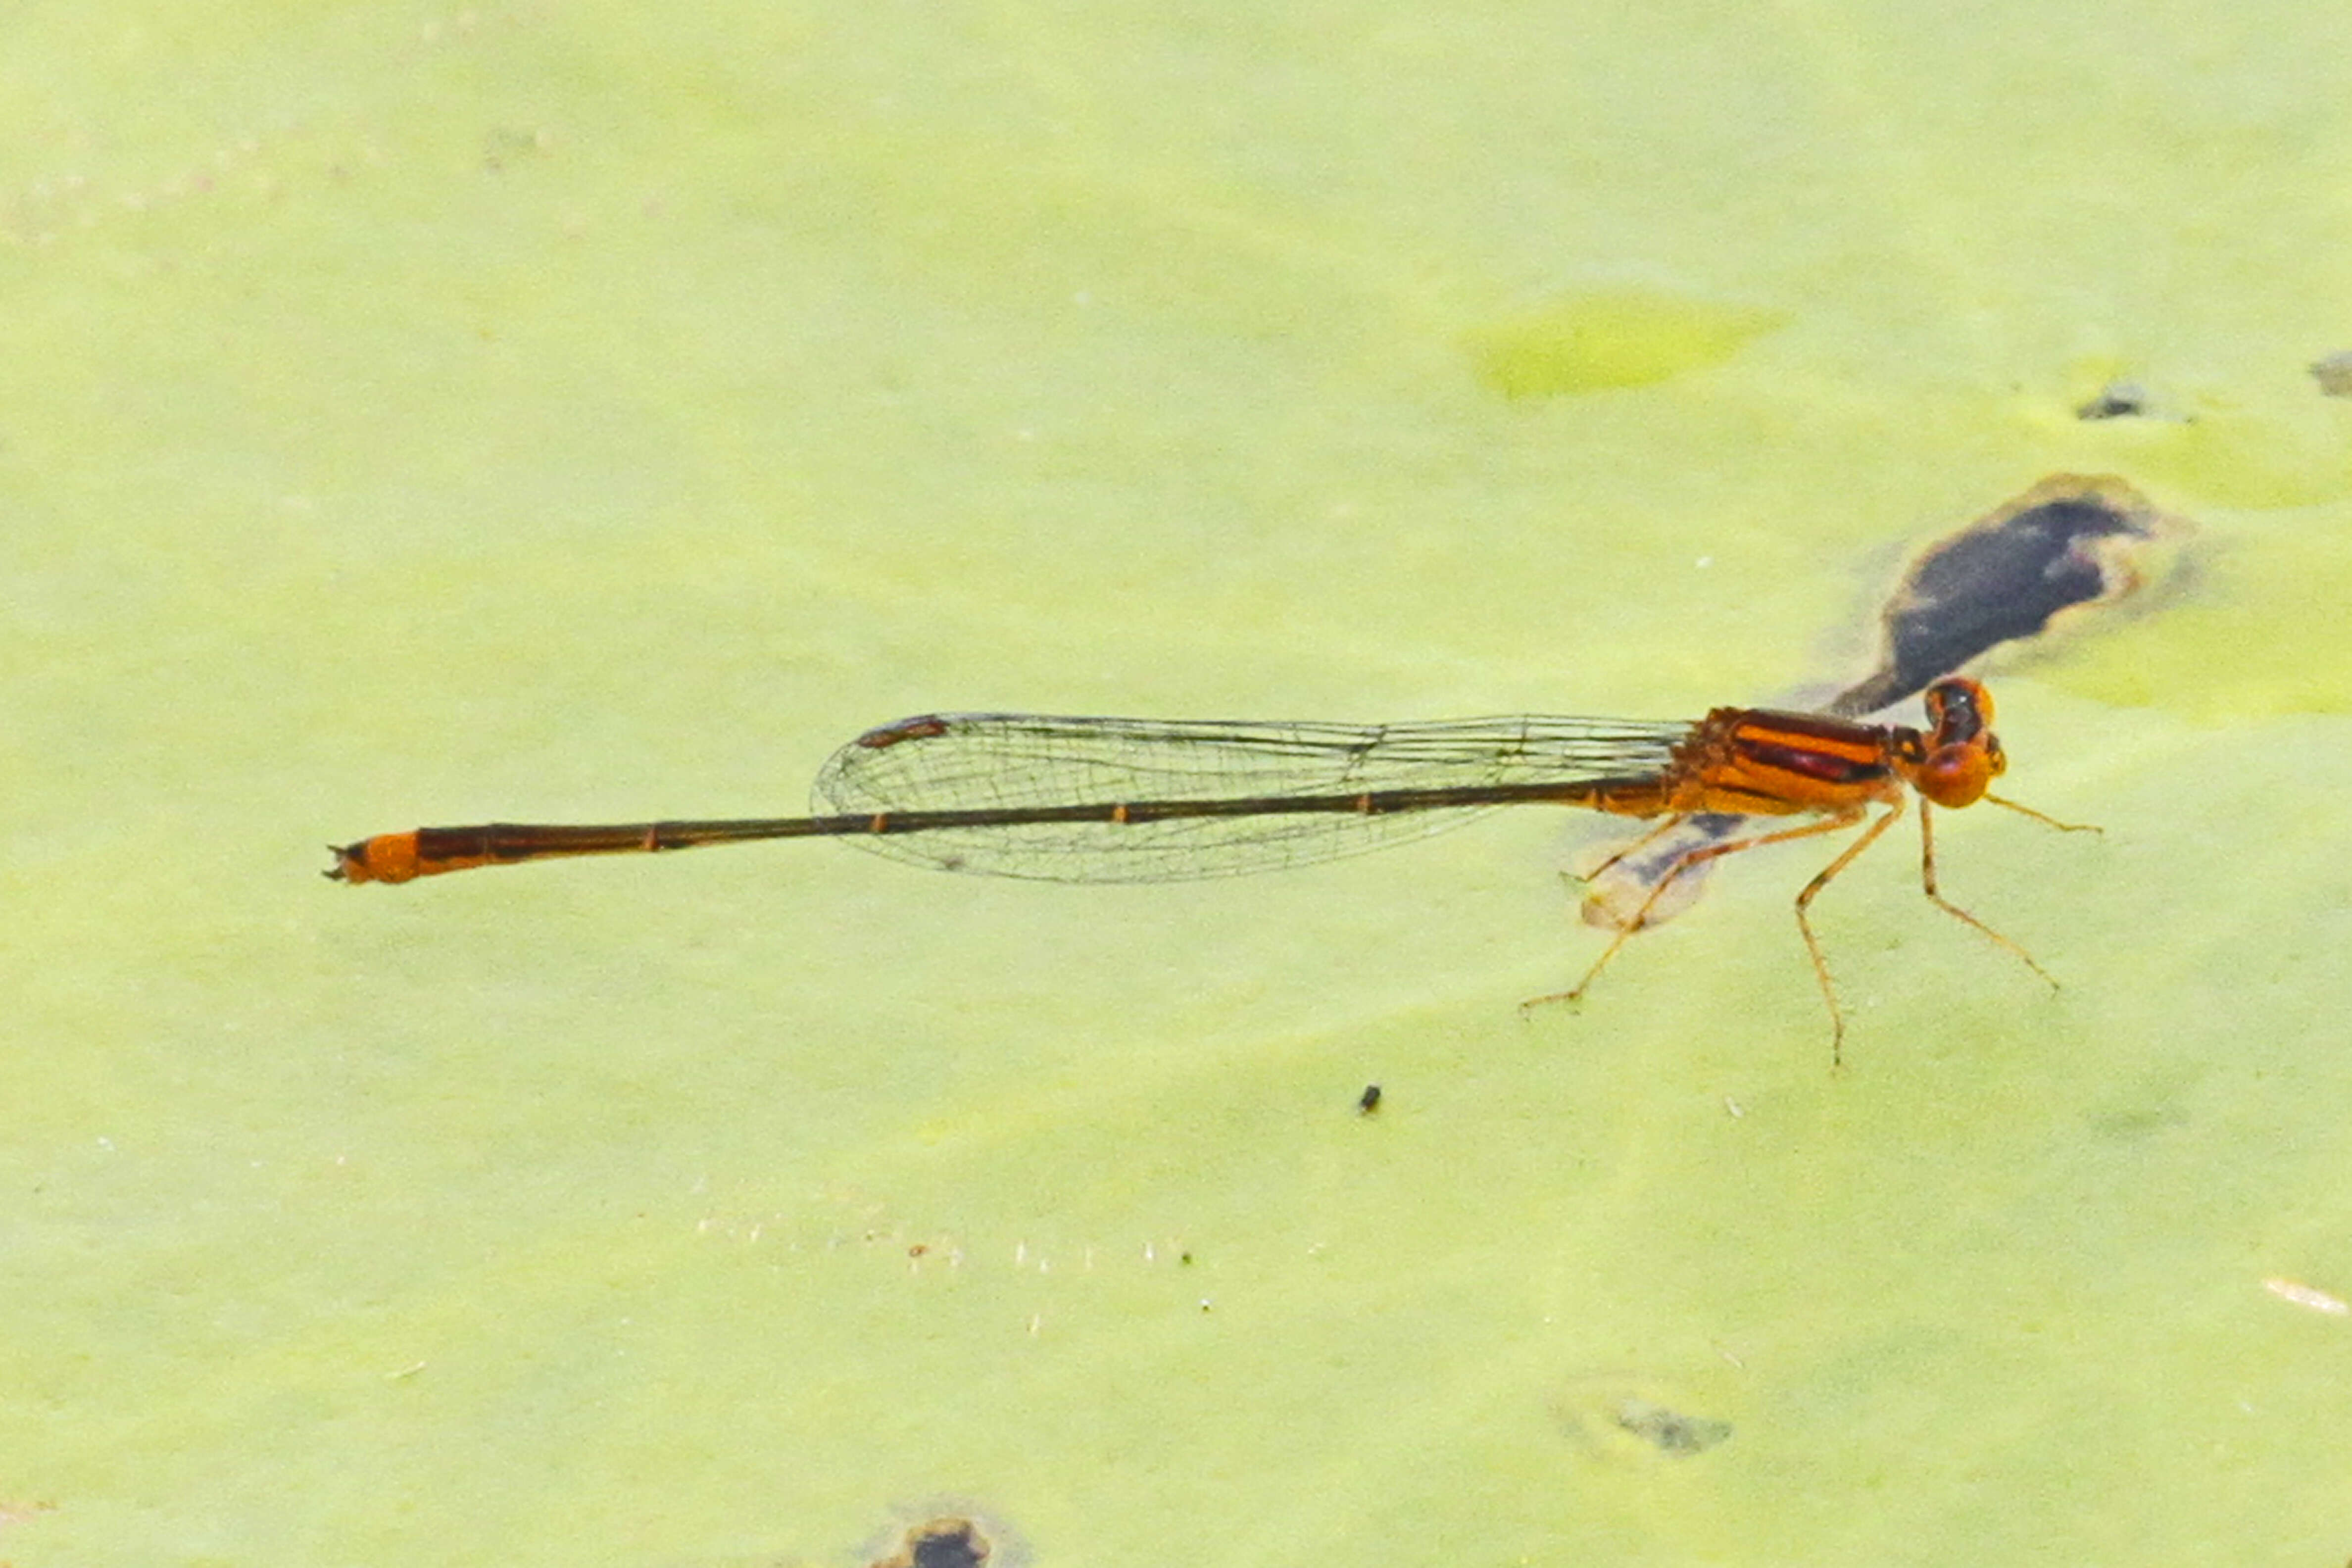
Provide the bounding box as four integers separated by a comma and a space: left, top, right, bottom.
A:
329, 833, 424, 884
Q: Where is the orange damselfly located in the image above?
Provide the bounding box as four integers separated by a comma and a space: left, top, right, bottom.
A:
329, 676, 2092, 1062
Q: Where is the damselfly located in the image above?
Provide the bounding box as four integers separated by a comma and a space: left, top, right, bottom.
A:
329, 677, 2092, 1061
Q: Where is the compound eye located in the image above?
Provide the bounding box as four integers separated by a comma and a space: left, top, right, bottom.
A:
1924, 677, 1995, 745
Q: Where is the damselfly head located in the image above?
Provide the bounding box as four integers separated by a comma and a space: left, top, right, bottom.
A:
1910, 677, 2005, 807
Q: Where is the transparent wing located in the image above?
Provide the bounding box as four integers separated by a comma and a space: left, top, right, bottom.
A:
811, 712, 1693, 882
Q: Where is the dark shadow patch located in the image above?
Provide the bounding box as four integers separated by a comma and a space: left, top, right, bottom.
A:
1830, 473, 2190, 717
1555, 1372, 1735, 1462
1613, 1397, 1734, 1456
869, 1516, 991, 1568
2075, 382, 2155, 420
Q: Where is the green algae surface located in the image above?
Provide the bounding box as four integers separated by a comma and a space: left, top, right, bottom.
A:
5, 4, 2352, 1564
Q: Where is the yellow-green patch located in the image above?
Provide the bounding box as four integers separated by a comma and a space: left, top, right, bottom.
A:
4, 3, 2350, 1566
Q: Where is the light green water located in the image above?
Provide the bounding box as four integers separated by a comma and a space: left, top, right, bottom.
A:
6, 4, 2352, 1565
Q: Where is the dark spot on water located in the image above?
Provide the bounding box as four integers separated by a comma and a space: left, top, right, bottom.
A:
1831, 474, 2190, 716
1613, 1397, 1733, 1456
869, 1516, 990, 1568
2075, 382, 2152, 419
1555, 1372, 1736, 1463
